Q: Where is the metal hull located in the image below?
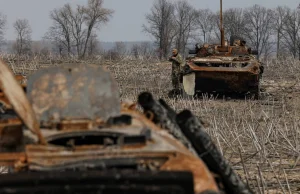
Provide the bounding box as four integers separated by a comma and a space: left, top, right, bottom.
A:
183, 62, 260, 96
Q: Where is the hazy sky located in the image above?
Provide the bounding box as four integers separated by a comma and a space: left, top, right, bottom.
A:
0, 0, 298, 41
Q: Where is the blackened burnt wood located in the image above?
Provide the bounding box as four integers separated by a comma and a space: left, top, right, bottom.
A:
158, 99, 177, 121
176, 110, 254, 194
138, 92, 197, 155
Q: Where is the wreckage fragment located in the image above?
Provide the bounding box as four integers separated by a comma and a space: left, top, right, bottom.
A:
0, 59, 46, 145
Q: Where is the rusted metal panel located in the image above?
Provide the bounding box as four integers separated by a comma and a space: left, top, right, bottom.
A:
25, 145, 174, 168
0, 118, 23, 148
192, 56, 255, 63
0, 152, 25, 166
160, 152, 219, 193
121, 109, 194, 156
188, 61, 259, 74
0, 59, 46, 145
56, 119, 94, 131
26, 64, 120, 123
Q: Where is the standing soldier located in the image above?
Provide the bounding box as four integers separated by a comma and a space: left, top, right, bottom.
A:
169, 49, 183, 94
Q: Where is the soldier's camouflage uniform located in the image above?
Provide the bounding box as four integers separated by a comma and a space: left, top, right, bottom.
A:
169, 54, 184, 90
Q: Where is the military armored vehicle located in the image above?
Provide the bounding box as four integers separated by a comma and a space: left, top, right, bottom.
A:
181, 0, 263, 99
0, 59, 253, 194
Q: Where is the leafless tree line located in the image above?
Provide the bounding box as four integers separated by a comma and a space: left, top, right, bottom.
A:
0, 11, 33, 55
1, 0, 300, 60
0, 0, 114, 59
143, 0, 300, 60
99, 41, 157, 61
44, 0, 113, 59
143, 0, 198, 59
0, 13, 6, 50
13, 19, 32, 56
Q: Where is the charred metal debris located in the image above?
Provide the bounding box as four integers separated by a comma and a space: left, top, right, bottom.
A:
179, 0, 264, 99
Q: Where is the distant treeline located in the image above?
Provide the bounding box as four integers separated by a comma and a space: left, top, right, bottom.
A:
143, 0, 300, 60
0, 0, 299, 60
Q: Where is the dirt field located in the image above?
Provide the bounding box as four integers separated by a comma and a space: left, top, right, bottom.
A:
103, 58, 300, 193
6, 57, 300, 193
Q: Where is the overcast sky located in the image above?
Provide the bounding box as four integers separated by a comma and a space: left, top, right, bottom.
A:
0, 0, 298, 41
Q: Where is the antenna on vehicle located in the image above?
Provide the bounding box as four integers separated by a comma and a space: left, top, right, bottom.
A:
220, 0, 225, 47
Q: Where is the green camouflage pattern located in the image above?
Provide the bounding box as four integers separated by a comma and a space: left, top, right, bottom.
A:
170, 54, 184, 90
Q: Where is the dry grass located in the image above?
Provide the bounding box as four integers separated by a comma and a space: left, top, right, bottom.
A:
2, 55, 300, 193
106, 57, 300, 193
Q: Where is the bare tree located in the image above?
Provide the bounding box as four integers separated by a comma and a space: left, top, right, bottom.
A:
223, 8, 246, 41
113, 41, 127, 58
131, 42, 153, 59
212, 8, 246, 44
31, 41, 42, 55
196, 9, 214, 43
87, 32, 101, 56
173, 0, 198, 56
131, 44, 140, 59
143, 0, 176, 60
45, 7, 73, 56
40, 47, 51, 57
273, 6, 289, 57
45, 0, 113, 59
64, 4, 86, 57
13, 19, 32, 55
140, 42, 153, 56
243, 5, 275, 58
281, 8, 300, 59
104, 42, 127, 60
0, 13, 6, 49
81, 0, 114, 58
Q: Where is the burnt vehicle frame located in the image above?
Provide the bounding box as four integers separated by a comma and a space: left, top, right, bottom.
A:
181, 0, 264, 99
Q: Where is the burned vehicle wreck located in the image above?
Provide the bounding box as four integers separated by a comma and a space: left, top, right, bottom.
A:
0, 59, 253, 194
182, 39, 263, 99
181, 1, 264, 99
